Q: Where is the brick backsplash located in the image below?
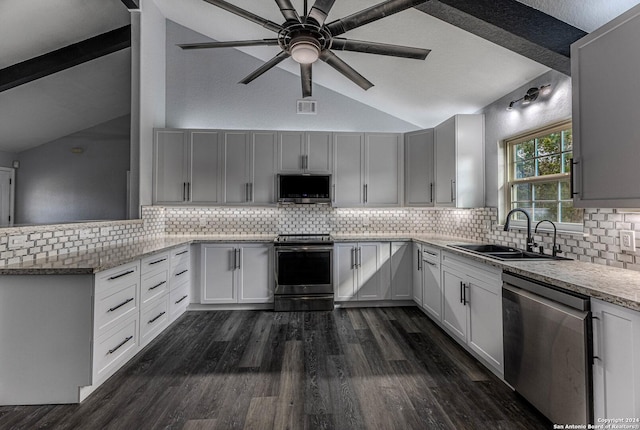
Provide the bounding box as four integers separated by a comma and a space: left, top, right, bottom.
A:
1, 204, 639, 272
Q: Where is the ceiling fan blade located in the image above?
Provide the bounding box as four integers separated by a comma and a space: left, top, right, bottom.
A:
301, 63, 312, 98
326, 0, 426, 36
331, 38, 430, 60
178, 39, 280, 50
319, 50, 373, 91
203, 0, 282, 33
275, 0, 301, 23
306, 0, 337, 26
239, 51, 290, 85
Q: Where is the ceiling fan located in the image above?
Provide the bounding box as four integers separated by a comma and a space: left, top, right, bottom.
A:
178, 0, 430, 98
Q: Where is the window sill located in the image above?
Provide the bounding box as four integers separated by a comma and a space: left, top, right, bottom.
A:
495, 224, 585, 238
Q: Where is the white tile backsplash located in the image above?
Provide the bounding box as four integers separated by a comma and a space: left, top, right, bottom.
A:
0, 204, 639, 272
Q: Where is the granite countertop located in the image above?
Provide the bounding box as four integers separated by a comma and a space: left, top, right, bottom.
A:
1, 233, 638, 312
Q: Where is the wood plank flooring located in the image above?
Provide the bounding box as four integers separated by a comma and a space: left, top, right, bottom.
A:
0, 307, 551, 430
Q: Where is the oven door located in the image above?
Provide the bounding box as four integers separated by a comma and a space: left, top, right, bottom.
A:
275, 246, 333, 295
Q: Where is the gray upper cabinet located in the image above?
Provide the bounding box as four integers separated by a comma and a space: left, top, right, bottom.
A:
571, 4, 640, 207
405, 129, 435, 206
222, 131, 277, 205
154, 129, 221, 204
333, 132, 402, 207
277, 131, 332, 174
434, 115, 484, 208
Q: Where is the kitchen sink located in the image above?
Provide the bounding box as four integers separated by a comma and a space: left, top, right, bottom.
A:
448, 244, 572, 261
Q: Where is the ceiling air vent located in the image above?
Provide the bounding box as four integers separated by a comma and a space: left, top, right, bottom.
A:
297, 100, 317, 115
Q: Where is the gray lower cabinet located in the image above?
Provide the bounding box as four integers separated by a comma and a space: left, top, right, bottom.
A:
200, 243, 273, 304
405, 129, 435, 206
333, 133, 402, 207
391, 242, 412, 300
592, 298, 640, 421
571, 4, 640, 207
335, 242, 391, 301
421, 245, 442, 321
440, 252, 503, 375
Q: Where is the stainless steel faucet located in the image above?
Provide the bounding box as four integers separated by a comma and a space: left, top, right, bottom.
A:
535, 219, 561, 256
504, 208, 534, 252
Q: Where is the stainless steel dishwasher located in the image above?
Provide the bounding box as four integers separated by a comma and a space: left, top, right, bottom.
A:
502, 272, 593, 425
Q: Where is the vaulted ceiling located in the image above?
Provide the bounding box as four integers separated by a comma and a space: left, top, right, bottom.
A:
1, 0, 639, 153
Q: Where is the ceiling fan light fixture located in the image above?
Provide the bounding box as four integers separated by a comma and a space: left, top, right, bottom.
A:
290, 38, 321, 64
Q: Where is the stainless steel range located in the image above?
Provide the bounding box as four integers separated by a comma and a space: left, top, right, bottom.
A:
274, 234, 334, 311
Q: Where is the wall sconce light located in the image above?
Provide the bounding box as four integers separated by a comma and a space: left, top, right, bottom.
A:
506, 84, 552, 110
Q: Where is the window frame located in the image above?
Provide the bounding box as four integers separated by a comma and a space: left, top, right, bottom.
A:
504, 120, 583, 233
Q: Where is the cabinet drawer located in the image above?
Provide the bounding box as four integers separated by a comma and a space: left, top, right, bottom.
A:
141, 252, 170, 275
171, 262, 191, 288
141, 269, 169, 307
170, 281, 190, 321
94, 316, 138, 383
422, 245, 440, 264
140, 294, 170, 347
170, 246, 190, 269
96, 262, 140, 293
95, 281, 138, 337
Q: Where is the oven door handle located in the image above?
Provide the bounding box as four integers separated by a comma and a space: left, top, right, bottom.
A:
275, 246, 334, 252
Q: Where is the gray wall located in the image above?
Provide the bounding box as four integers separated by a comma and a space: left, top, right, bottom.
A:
165, 20, 415, 132
0, 151, 16, 169
479, 69, 572, 208
15, 115, 131, 225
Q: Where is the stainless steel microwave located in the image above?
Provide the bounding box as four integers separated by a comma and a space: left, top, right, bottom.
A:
277, 174, 332, 204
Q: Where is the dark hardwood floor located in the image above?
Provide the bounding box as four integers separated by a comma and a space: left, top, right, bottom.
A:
0, 307, 551, 430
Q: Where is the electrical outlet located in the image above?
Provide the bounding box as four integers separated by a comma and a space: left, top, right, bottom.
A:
199, 217, 207, 228
8, 235, 27, 250
362, 216, 370, 227
620, 230, 636, 252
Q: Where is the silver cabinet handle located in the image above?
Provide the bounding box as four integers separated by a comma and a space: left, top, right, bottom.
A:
108, 297, 134, 312
358, 247, 362, 267
149, 280, 166, 291
108, 336, 133, 355
249, 183, 253, 201
109, 270, 135, 280
183, 182, 187, 202
149, 257, 167, 265
232, 249, 237, 270
416, 248, 421, 271
363, 184, 368, 203
462, 283, 468, 306
351, 247, 356, 269
425, 260, 437, 267
148, 311, 166, 324
175, 295, 188, 304
235, 248, 241, 269
570, 158, 579, 197
245, 183, 249, 202
450, 180, 455, 202
459, 281, 464, 304
430, 182, 433, 203
592, 315, 602, 362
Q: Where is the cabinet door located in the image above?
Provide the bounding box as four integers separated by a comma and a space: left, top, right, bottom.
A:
365, 133, 402, 206
592, 299, 640, 421
572, 7, 640, 207
422, 259, 441, 321
252, 132, 277, 204
238, 245, 273, 303
391, 242, 412, 300
201, 245, 237, 304
154, 130, 187, 204
277, 131, 304, 172
333, 133, 364, 207
441, 266, 467, 342
412, 243, 423, 304
306, 132, 333, 173
335, 243, 357, 301
222, 131, 251, 204
357, 243, 388, 300
190, 131, 221, 204
405, 130, 434, 206
467, 278, 503, 373
434, 117, 456, 206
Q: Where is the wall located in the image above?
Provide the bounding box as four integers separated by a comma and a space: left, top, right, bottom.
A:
164, 21, 416, 133
0, 152, 16, 169
14, 116, 131, 225
480, 69, 572, 208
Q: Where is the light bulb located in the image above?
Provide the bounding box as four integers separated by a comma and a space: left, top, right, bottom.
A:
291, 41, 320, 64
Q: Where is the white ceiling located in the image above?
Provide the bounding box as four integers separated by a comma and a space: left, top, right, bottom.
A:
2, 0, 640, 153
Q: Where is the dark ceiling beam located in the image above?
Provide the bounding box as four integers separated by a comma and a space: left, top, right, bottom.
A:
120, 0, 140, 10
0, 25, 131, 93
415, 0, 587, 75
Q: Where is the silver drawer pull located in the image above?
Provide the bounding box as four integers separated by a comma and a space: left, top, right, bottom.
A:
108, 297, 134, 312
176, 269, 188, 277
149, 281, 166, 291
108, 336, 133, 354
148, 311, 166, 324
175, 250, 188, 256
108, 270, 135, 280
175, 295, 188, 304
149, 258, 167, 265
424, 250, 438, 256
424, 260, 437, 267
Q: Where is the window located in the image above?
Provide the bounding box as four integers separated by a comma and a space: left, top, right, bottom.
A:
505, 121, 583, 229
